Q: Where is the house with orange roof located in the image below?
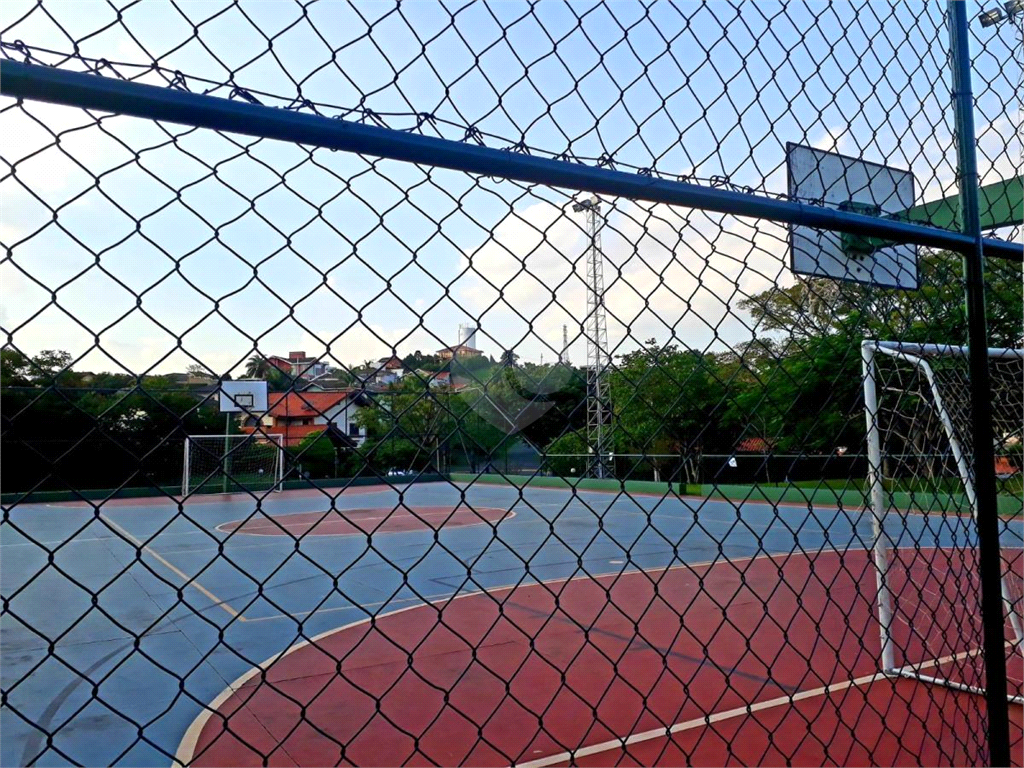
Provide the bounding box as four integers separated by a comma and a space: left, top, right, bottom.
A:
240, 389, 369, 447
436, 343, 483, 361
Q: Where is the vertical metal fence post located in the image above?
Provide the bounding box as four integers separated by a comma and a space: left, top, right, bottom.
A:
946, 2, 1012, 764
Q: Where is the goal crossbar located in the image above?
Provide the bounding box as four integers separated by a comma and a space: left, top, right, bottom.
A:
182, 433, 285, 497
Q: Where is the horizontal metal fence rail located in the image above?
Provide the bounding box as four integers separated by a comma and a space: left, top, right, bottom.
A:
1, 60, 1020, 263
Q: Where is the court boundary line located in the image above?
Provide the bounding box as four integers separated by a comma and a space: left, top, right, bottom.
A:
98, 507, 515, 625
20, 480, 1021, 526
100, 514, 244, 622
28, 483, 405, 509
214, 506, 514, 537
173, 545, 1007, 766
173, 552, 765, 765
515, 645, 1007, 768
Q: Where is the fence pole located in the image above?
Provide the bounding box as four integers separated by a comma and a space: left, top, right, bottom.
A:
946, 2, 1011, 764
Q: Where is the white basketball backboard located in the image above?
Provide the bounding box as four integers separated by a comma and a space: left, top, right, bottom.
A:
219, 380, 268, 413
787, 143, 919, 289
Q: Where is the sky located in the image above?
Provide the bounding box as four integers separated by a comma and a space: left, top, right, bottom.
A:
0, 0, 1020, 378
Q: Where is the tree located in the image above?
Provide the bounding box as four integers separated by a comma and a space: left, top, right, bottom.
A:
326, 367, 356, 385
1, 349, 224, 494
244, 355, 272, 378
291, 430, 338, 479
356, 379, 451, 472
721, 332, 864, 455
728, 249, 1023, 470
740, 250, 1022, 348
738, 277, 857, 340
28, 350, 77, 387
481, 362, 587, 449
243, 354, 291, 390
356, 377, 507, 474
402, 351, 444, 372
543, 432, 589, 477
608, 341, 731, 484
1, 348, 31, 387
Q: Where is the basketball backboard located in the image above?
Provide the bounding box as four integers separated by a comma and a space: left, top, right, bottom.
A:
219, 380, 268, 413
786, 143, 919, 289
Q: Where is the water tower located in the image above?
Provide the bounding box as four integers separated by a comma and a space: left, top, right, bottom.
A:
458, 322, 478, 349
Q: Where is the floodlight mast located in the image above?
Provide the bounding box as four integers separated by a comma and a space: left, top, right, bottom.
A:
573, 196, 610, 479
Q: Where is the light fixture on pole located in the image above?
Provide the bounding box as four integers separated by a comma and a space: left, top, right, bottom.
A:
979, 0, 1023, 26
980, 7, 1004, 24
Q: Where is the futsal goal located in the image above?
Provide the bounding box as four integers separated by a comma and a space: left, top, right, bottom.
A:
862, 340, 1023, 703
182, 434, 285, 496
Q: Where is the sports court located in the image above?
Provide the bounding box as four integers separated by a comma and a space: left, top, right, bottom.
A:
2, 0, 1023, 765
3, 480, 1021, 766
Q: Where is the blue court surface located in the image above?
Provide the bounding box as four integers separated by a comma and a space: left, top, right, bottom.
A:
2, 480, 1021, 766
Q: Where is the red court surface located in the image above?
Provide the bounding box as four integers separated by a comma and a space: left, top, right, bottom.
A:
178, 548, 1023, 767
217, 506, 512, 537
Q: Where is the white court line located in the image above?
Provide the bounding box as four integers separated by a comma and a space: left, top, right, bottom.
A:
100, 515, 244, 622
241, 590, 461, 624
215, 507, 512, 536
174, 545, 1012, 766
514, 645, 1001, 768
173, 552, 765, 765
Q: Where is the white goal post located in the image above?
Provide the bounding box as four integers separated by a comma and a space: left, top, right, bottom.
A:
862, 340, 1023, 704
182, 433, 285, 496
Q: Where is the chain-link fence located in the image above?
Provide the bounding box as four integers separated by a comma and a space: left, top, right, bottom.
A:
1, 1, 1022, 766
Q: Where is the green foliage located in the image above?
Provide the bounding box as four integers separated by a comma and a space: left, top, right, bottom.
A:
7, 249, 1021, 496
326, 367, 356, 385
1, 348, 31, 386
30, 350, 75, 382
726, 250, 1022, 460
2, 370, 223, 494
543, 432, 589, 477
740, 250, 1023, 348
244, 354, 293, 390
357, 376, 511, 473
291, 430, 338, 479
450, 355, 493, 376
720, 332, 865, 454
402, 351, 445, 372
477, 363, 587, 448
608, 340, 729, 457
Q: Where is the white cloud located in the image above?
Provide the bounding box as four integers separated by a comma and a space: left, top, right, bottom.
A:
448, 193, 788, 363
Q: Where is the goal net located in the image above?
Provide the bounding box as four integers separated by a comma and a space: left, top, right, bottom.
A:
862, 341, 1023, 703
183, 434, 284, 496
